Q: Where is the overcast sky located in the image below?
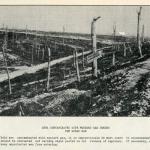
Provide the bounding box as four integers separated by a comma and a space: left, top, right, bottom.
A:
0, 6, 150, 36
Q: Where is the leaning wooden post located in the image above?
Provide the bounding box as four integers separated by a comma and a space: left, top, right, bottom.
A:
137, 6, 142, 57
91, 16, 101, 77
74, 48, 80, 82
2, 28, 12, 94
18, 104, 25, 116
47, 47, 51, 91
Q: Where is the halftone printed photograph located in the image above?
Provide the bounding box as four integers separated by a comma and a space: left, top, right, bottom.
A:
0, 6, 150, 117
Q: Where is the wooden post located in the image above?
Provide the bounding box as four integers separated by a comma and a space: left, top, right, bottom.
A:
113, 23, 116, 41
69, 70, 71, 77
82, 48, 85, 68
18, 104, 25, 116
54, 41, 56, 51
73, 50, 76, 68
26, 25, 28, 39
35, 31, 37, 55
12, 29, 15, 48
42, 48, 45, 60
15, 33, 17, 41
2, 29, 12, 94
62, 25, 65, 44
112, 52, 115, 66
63, 68, 66, 80
47, 47, 51, 91
22, 47, 25, 56
127, 43, 133, 54
37, 45, 40, 60
63, 38, 64, 45
137, 6, 142, 57
74, 48, 80, 82
123, 43, 127, 57
31, 46, 34, 64
91, 16, 101, 77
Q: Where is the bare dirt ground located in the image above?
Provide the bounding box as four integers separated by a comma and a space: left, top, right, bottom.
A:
1, 56, 150, 116
0, 31, 150, 116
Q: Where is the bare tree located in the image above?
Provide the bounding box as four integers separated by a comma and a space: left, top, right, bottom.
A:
137, 6, 142, 57
2, 28, 12, 94
91, 16, 101, 77
47, 47, 51, 91
74, 48, 80, 82
113, 23, 116, 41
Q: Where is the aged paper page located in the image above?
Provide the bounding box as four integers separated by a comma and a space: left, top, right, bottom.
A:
0, 0, 150, 150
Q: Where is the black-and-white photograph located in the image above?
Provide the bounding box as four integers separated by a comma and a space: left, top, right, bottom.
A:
0, 6, 150, 116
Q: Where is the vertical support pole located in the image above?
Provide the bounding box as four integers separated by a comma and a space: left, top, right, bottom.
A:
74, 48, 80, 82
47, 47, 51, 91
22, 47, 24, 57
2, 28, 12, 94
137, 6, 142, 57
26, 25, 28, 39
69, 70, 71, 77
112, 52, 115, 66
12, 29, 15, 49
35, 31, 37, 55
123, 43, 127, 57
31, 45, 34, 64
62, 39, 64, 46
62, 25, 65, 44
127, 43, 133, 54
62, 64, 66, 80
37, 45, 40, 60
16, 33, 17, 41
55, 41, 56, 51
91, 17, 100, 78
73, 50, 76, 68
42, 48, 45, 60
113, 23, 116, 41
82, 48, 85, 68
